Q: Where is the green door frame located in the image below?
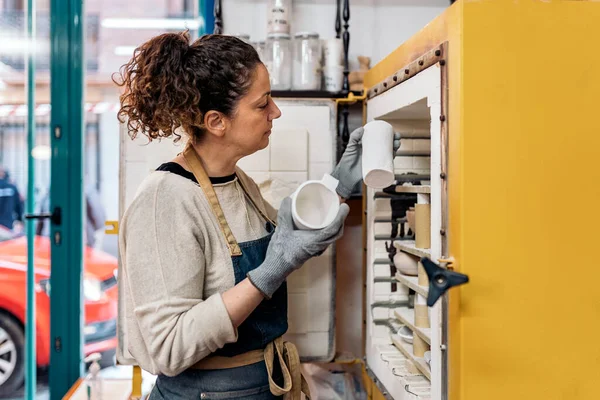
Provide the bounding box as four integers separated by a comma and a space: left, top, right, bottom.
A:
49, 0, 85, 397
25, 0, 37, 398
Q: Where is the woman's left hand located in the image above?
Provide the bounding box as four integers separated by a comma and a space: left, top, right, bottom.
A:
331, 127, 401, 198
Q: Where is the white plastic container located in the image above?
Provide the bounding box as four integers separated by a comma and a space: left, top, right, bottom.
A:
291, 174, 340, 230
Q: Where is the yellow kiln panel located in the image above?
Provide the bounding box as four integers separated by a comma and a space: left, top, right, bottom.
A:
365, 1, 600, 399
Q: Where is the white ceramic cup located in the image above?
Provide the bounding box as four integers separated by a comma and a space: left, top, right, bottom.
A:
323, 65, 344, 92
362, 120, 395, 189
323, 38, 343, 66
291, 174, 340, 230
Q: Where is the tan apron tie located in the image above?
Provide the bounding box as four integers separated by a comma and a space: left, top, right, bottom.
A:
265, 338, 311, 400
191, 338, 310, 400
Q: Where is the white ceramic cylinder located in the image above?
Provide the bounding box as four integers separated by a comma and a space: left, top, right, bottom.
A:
291, 174, 340, 230
323, 38, 343, 66
323, 65, 344, 92
267, 0, 292, 34
362, 120, 395, 189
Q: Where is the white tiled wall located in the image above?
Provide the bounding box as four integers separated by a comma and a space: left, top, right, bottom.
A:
269, 128, 308, 171
237, 146, 270, 172
268, 100, 337, 362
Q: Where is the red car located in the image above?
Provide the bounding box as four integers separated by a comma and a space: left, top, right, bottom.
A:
0, 226, 118, 396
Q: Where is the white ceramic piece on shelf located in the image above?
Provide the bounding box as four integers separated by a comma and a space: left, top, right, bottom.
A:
267, 0, 292, 34
424, 351, 431, 366
362, 120, 395, 189
398, 325, 413, 344
323, 65, 344, 92
323, 38, 344, 67
393, 250, 419, 276
291, 174, 340, 230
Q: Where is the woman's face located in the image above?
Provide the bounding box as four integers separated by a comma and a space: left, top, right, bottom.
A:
225, 64, 282, 158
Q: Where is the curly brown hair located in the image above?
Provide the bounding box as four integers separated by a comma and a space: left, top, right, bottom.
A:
113, 31, 262, 142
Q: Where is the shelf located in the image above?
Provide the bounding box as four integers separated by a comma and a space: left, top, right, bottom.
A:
394, 271, 428, 298
374, 258, 393, 266
374, 235, 415, 241
373, 217, 408, 223
394, 240, 431, 259
394, 174, 430, 182
372, 242, 430, 260
396, 150, 431, 157
374, 276, 398, 283
372, 300, 409, 308
393, 307, 431, 345
390, 334, 431, 380
271, 90, 363, 99
375, 186, 431, 196
367, 345, 431, 400
394, 185, 431, 194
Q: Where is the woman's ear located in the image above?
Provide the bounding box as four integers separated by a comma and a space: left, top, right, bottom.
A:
204, 110, 226, 137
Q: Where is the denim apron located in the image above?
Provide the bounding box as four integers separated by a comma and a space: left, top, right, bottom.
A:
149, 145, 309, 400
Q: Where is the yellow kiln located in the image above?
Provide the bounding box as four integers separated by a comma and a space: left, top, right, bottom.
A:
360, 1, 600, 400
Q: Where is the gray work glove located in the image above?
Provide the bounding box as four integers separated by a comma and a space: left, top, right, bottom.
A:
331, 127, 402, 198
247, 197, 350, 299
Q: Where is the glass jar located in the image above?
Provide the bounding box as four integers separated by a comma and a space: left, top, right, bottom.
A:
293, 32, 322, 90
267, 0, 292, 34
265, 33, 292, 90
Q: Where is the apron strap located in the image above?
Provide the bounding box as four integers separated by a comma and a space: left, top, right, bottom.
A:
265, 337, 311, 400
183, 144, 242, 257
235, 174, 277, 228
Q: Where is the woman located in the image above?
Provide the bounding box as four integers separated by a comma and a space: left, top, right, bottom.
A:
115, 32, 398, 399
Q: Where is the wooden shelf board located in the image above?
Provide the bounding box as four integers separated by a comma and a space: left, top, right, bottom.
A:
396, 150, 431, 157
395, 272, 429, 297
374, 276, 398, 283
393, 307, 431, 345
374, 217, 408, 223
390, 335, 431, 380
395, 185, 431, 194
395, 174, 431, 182
374, 235, 415, 241
375, 186, 431, 195
394, 240, 431, 259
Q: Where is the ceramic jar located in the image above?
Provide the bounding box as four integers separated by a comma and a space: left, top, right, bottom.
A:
267, 0, 292, 34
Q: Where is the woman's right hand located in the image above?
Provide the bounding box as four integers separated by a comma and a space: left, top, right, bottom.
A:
247, 197, 350, 299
